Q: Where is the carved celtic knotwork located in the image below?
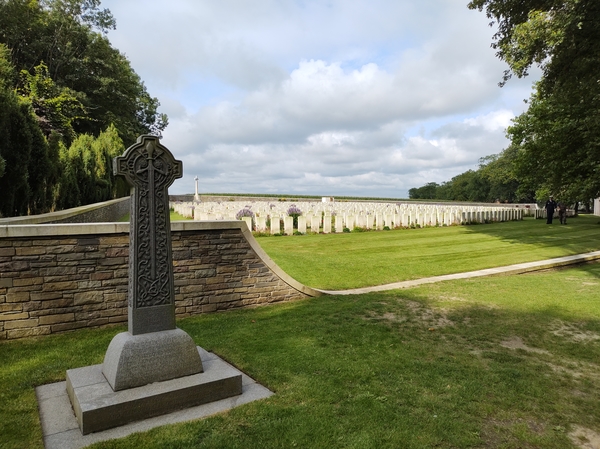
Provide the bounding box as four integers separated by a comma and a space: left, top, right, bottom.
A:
114, 135, 182, 328
115, 138, 182, 190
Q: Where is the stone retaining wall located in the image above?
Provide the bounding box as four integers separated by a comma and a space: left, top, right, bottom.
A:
0, 197, 130, 225
51, 197, 130, 224
0, 221, 320, 340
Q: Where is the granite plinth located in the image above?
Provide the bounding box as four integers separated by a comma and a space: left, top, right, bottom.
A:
102, 328, 203, 391
39, 349, 273, 449
66, 347, 242, 435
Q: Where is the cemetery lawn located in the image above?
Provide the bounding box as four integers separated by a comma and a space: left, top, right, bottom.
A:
2, 263, 600, 448
256, 215, 600, 290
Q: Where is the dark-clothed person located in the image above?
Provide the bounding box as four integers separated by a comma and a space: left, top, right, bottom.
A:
545, 196, 557, 224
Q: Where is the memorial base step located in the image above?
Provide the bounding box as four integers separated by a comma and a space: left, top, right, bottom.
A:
66, 347, 242, 435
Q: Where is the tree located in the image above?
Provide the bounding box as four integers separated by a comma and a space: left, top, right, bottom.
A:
407, 147, 536, 203
0, 0, 168, 216
478, 148, 535, 203
0, 44, 35, 216
65, 34, 168, 143
408, 182, 441, 200
0, 0, 115, 78
0, 94, 34, 216
18, 61, 86, 144
0, 0, 167, 143
467, 0, 590, 87
447, 170, 490, 202
468, 0, 600, 201
54, 125, 125, 209
0, 43, 10, 183
508, 84, 599, 203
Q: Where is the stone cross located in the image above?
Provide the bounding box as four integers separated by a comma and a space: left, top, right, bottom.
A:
194, 176, 199, 201
67, 132, 244, 433
114, 135, 182, 335
103, 135, 201, 392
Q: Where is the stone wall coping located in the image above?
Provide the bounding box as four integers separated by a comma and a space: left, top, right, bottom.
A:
235, 221, 323, 298
0, 220, 322, 298
0, 197, 129, 225
0, 222, 129, 237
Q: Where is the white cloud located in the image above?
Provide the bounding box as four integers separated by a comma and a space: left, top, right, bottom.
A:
99, 0, 539, 198
463, 110, 515, 132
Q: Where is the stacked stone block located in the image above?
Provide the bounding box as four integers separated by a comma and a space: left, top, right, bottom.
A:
0, 223, 314, 340
172, 229, 308, 316
0, 234, 129, 339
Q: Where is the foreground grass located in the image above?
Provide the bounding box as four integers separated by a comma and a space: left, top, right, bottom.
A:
256, 215, 600, 289
2, 263, 600, 448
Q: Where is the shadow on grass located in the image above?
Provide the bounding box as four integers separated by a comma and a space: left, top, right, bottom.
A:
3, 264, 600, 449
462, 215, 600, 256
172, 270, 600, 449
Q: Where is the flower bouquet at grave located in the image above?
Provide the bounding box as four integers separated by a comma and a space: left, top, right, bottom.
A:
236, 207, 255, 220
287, 205, 303, 228
236, 207, 255, 230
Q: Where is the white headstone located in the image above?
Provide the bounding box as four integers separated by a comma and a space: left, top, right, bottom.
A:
284, 216, 294, 235
298, 216, 307, 234
322, 215, 332, 233
270, 216, 281, 234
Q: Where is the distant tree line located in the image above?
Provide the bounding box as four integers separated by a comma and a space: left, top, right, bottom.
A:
409, 148, 535, 203
0, 0, 167, 217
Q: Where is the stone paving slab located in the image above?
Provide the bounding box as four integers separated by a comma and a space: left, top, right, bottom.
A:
318, 251, 600, 295
37, 348, 273, 449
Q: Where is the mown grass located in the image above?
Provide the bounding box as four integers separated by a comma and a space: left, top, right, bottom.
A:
2, 214, 600, 448
256, 215, 600, 290
2, 263, 600, 448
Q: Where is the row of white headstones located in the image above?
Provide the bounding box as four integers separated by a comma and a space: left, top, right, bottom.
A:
171, 200, 531, 234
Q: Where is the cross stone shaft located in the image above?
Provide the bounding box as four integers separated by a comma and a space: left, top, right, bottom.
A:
114, 135, 183, 335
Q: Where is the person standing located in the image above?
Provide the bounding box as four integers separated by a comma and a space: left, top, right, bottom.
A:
558, 202, 568, 225
545, 196, 557, 224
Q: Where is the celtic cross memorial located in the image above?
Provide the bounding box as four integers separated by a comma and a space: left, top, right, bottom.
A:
102, 135, 202, 391
114, 134, 182, 334
64, 135, 245, 436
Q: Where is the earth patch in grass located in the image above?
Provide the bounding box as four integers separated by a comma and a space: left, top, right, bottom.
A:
2, 263, 600, 448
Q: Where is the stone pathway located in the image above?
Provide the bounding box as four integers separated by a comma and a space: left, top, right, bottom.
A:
317, 250, 600, 295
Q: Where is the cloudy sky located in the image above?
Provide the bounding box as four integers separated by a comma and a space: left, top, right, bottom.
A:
101, 0, 539, 198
